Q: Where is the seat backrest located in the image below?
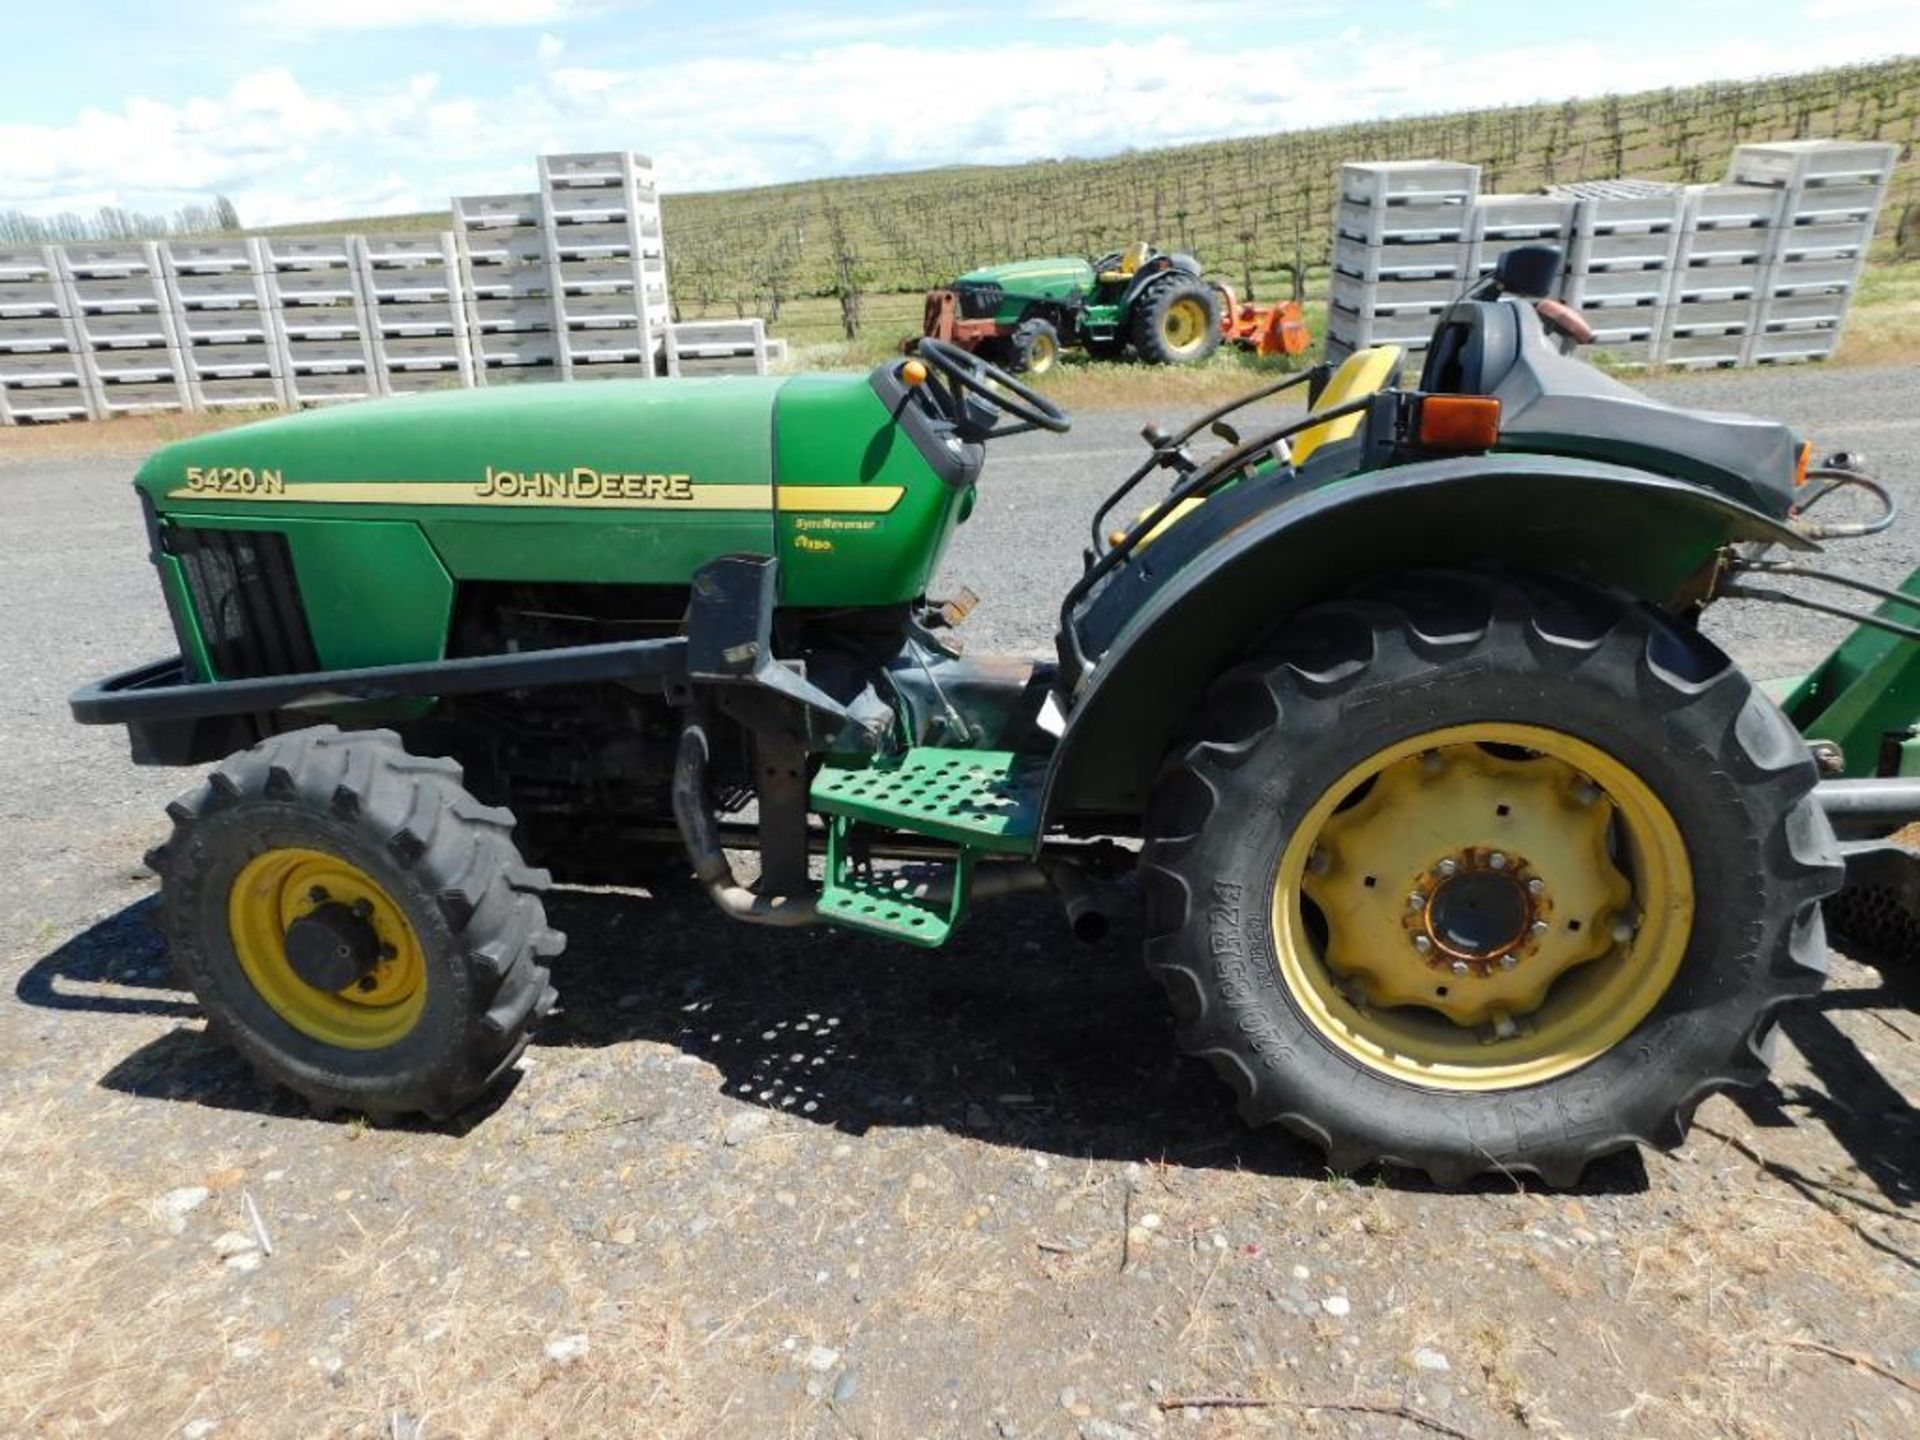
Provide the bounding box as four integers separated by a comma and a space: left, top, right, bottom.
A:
1117, 240, 1150, 275
1290, 345, 1403, 464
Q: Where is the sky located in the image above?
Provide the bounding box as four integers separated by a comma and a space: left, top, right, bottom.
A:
2, 0, 1916, 227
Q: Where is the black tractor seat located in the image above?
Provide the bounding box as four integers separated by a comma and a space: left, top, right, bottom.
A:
1422, 298, 1801, 518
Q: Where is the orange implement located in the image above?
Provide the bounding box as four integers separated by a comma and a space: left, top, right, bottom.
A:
1213, 282, 1312, 357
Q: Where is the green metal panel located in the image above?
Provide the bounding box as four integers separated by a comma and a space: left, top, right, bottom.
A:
163, 514, 453, 671
1778, 566, 1920, 778
773, 375, 969, 607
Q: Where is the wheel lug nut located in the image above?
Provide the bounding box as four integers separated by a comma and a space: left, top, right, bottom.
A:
1612, 921, 1635, 944
1408, 891, 1426, 911
1500, 953, 1519, 970
1488, 852, 1507, 870
352, 898, 373, 919
308, 885, 329, 903
1573, 781, 1600, 806
1530, 920, 1550, 937
1526, 878, 1544, 895
357, 975, 378, 993
1450, 960, 1470, 976
1307, 849, 1330, 875
1436, 858, 1458, 878
1422, 752, 1445, 774
1412, 935, 1432, 954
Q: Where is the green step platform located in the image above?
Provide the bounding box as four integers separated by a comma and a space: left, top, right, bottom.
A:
811, 748, 1046, 945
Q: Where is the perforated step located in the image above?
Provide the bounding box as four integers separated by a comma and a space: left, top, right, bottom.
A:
811, 748, 1045, 855
815, 852, 966, 948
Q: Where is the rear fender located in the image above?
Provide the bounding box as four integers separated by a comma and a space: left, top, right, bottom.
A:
1042, 453, 1811, 821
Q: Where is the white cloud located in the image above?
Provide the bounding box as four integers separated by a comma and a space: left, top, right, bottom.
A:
6, 16, 1920, 225
242, 0, 585, 32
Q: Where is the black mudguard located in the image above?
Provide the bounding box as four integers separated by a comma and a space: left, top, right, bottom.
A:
1042, 452, 1813, 822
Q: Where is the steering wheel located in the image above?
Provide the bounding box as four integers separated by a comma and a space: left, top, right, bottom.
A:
910, 336, 1072, 436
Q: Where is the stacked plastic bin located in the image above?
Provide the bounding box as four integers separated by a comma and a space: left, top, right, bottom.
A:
452, 192, 558, 386
1732, 140, 1896, 365
1467, 192, 1574, 281
0, 244, 96, 423
1327, 161, 1479, 366
259, 236, 380, 405
538, 152, 668, 380
1656, 183, 1780, 368
1552, 181, 1684, 368
160, 238, 287, 411
353, 233, 473, 395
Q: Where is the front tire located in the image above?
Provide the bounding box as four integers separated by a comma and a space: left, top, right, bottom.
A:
148, 726, 563, 1121
1131, 277, 1221, 366
1010, 317, 1061, 375
1141, 574, 1842, 1185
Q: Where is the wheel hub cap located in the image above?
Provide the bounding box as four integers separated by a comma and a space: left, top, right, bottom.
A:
1426, 861, 1529, 961
284, 899, 383, 993
1300, 735, 1644, 1030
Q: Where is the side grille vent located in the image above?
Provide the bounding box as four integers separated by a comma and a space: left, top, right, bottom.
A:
168, 526, 320, 679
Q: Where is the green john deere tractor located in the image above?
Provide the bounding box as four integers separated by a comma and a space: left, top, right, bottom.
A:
922, 240, 1222, 373
73, 245, 1919, 1186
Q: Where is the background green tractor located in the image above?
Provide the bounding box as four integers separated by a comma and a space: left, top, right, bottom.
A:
921, 240, 1223, 373
74, 246, 1920, 1185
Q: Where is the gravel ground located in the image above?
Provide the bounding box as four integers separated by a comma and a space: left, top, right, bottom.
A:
0, 365, 1916, 1438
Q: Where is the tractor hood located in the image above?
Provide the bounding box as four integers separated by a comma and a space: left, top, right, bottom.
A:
137, 376, 793, 511
133, 367, 979, 647
955, 256, 1095, 301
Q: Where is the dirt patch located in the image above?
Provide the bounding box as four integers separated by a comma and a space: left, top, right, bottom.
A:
3, 883, 1916, 1439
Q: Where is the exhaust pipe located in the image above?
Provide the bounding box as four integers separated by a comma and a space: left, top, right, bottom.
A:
673, 718, 819, 927
1046, 860, 1112, 943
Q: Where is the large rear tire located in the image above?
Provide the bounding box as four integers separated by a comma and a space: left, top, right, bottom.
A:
1131, 277, 1221, 366
1141, 573, 1842, 1185
147, 726, 563, 1121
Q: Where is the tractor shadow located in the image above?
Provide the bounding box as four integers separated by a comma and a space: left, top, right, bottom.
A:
22, 884, 1650, 1195
34, 886, 1915, 1200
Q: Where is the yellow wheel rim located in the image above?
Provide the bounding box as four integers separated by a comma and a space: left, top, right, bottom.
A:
1028, 332, 1058, 374
1161, 296, 1210, 355
1275, 723, 1693, 1090
229, 847, 427, 1050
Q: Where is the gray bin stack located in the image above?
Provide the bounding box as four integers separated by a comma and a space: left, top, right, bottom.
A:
161, 238, 286, 411
260, 235, 381, 407
1557, 181, 1685, 368
1732, 140, 1895, 365
62, 242, 190, 419
1327, 161, 1479, 366
539, 151, 669, 381
0, 245, 93, 424
353, 232, 474, 394
452, 190, 556, 386
1659, 181, 1781, 368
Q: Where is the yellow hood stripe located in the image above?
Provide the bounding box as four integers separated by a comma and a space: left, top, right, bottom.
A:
165, 481, 905, 514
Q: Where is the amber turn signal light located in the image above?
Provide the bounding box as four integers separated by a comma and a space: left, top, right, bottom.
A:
1418, 395, 1501, 451
1793, 440, 1813, 488
902, 359, 929, 387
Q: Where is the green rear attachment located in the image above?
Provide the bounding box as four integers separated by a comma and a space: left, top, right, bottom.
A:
811, 748, 1047, 946
1779, 565, 1920, 777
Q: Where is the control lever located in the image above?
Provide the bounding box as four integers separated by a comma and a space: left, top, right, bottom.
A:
1211, 420, 1241, 445
1141, 420, 1197, 474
